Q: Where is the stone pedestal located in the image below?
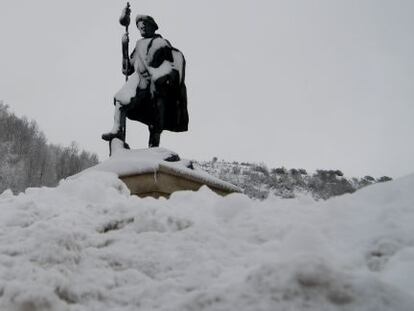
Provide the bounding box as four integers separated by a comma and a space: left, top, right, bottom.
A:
120, 164, 239, 198
83, 140, 241, 199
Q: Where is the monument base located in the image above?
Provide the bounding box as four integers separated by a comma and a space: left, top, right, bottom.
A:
121, 164, 237, 198
83, 139, 241, 198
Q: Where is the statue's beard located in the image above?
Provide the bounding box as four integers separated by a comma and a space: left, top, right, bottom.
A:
140, 31, 155, 38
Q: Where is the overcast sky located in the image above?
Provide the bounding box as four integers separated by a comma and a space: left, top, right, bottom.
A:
1, 0, 413, 178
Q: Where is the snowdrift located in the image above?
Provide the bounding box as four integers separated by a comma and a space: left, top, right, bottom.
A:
0, 171, 413, 311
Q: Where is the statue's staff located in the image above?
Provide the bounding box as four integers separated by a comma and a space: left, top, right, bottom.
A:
108, 1, 131, 151
119, 2, 131, 81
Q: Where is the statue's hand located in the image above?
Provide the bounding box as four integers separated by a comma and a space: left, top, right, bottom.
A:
122, 33, 129, 45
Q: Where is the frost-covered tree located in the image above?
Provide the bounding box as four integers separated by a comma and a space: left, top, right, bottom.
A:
0, 103, 99, 193
377, 176, 392, 183
195, 160, 391, 201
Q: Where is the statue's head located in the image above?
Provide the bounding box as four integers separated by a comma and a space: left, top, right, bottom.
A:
136, 15, 158, 38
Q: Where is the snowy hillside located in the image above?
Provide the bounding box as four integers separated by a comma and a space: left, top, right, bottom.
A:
196, 159, 392, 200
0, 171, 413, 310
0, 103, 98, 194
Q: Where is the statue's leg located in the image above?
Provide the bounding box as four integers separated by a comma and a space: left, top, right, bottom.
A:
102, 100, 127, 142
148, 98, 165, 148
148, 126, 156, 148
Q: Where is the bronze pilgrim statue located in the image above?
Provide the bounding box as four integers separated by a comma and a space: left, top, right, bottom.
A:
102, 4, 188, 148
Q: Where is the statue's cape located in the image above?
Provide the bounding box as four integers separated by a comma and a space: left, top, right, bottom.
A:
115, 37, 188, 132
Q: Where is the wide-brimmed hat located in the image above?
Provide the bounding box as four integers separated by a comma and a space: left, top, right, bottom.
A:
135, 15, 158, 30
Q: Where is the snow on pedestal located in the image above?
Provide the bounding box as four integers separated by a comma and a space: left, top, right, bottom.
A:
81, 139, 241, 198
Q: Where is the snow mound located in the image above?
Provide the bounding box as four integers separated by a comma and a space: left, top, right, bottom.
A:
0, 172, 413, 310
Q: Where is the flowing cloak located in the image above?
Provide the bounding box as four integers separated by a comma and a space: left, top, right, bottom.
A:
114, 34, 188, 132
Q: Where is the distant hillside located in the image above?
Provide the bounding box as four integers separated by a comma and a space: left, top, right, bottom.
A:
195, 158, 392, 200
0, 102, 392, 199
0, 102, 99, 194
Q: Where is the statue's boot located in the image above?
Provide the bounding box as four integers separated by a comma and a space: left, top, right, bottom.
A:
102, 102, 126, 141
148, 132, 161, 148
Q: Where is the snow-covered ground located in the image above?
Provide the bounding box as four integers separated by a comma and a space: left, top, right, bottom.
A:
0, 171, 413, 311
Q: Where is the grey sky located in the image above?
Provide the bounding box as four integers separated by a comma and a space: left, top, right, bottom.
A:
1, 0, 413, 178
